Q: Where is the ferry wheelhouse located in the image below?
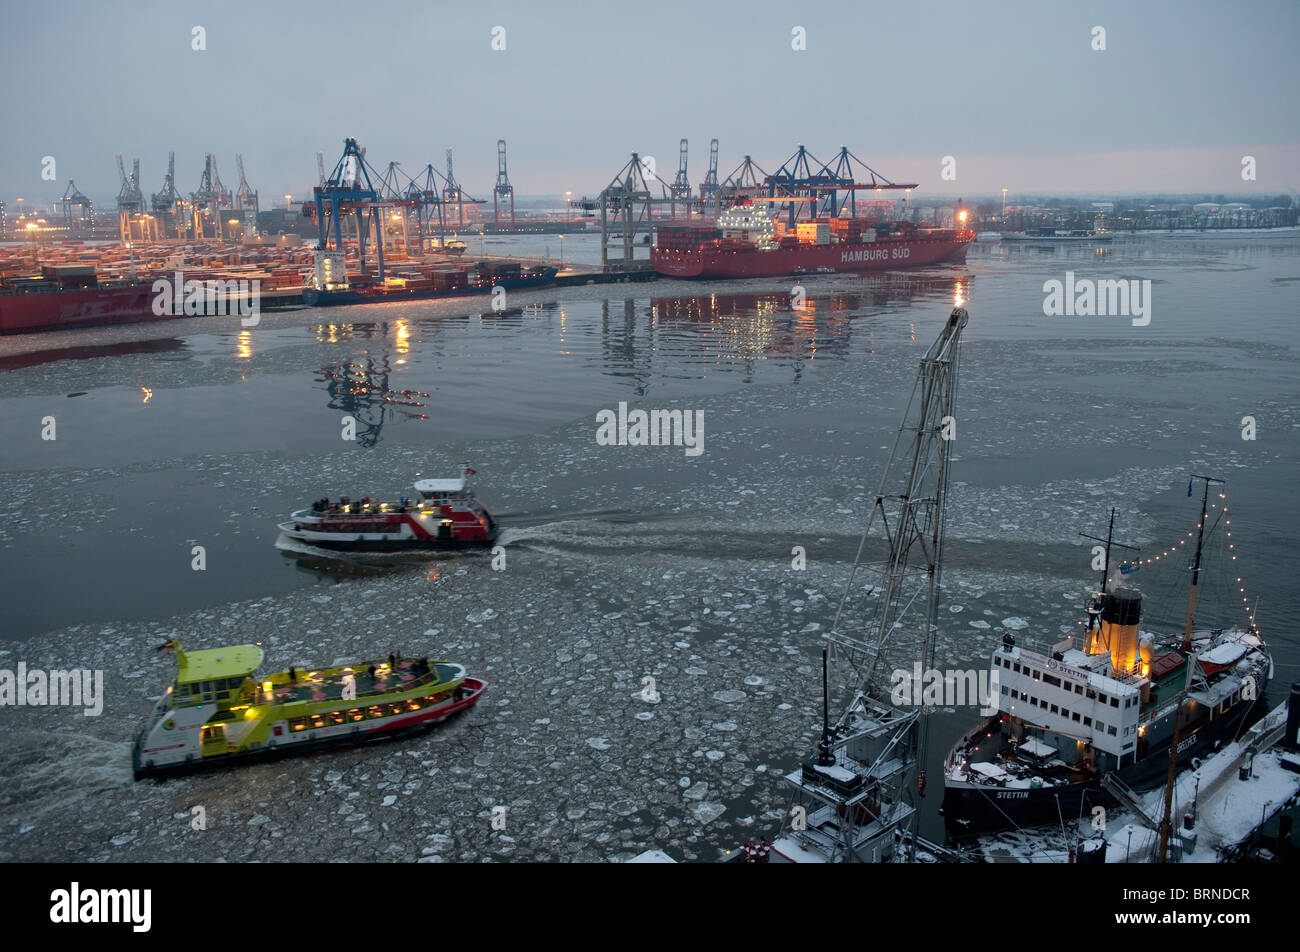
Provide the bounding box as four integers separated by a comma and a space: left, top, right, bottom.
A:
278, 476, 497, 551
133, 638, 485, 778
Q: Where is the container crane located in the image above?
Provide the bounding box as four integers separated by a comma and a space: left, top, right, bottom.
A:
116, 155, 149, 243
493, 139, 515, 229
309, 137, 389, 293
234, 154, 259, 237
150, 152, 185, 239
670, 138, 692, 218
57, 179, 94, 236
698, 138, 720, 213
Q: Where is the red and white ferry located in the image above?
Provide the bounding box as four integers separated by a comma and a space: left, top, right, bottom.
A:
279, 474, 497, 552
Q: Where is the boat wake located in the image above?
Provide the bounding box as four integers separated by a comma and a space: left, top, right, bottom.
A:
0, 729, 133, 824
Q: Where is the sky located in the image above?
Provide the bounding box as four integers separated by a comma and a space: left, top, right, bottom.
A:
1, 0, 1297, 210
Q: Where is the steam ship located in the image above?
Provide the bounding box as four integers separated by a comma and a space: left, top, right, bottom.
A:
277, 474, 497, 552
133, 637, 485, 778
942, 490, 1272, 838
653, 203, 973, 279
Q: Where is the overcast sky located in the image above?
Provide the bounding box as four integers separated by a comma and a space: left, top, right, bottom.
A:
2, 0, 1297, 209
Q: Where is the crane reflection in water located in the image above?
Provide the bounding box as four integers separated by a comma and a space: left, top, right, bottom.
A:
313, 333, 430, 447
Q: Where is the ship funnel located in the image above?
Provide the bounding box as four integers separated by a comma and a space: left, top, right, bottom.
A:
1101, 589, 1143, 676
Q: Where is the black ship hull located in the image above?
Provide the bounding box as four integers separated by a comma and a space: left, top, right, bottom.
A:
942, 691, 1270, 838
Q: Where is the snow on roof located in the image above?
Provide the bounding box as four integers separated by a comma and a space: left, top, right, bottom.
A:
1019, 738, 1057, 759
413, 477, 465, 494
1199, 642, 1247, 667
969, 761, 1008, 780
626, 849, 676, 863
811, 762, 858, 783
771, 836, 830, 863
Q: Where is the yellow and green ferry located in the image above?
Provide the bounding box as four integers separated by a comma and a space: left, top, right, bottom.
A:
133, 638, 485, 779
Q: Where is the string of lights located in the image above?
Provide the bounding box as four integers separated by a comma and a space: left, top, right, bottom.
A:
1125, 491, 1258, 634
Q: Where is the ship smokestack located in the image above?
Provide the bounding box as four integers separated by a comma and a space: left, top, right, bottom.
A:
1102, 589, 1143, 675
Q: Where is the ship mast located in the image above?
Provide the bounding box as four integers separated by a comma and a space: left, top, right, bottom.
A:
1180, 474, 1224, 652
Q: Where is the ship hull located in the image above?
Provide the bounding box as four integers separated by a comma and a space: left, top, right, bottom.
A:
303, 268, 559, 307
652, 234, 973, 279
942, 691, 1270, 838
0, 283, 163, 334
133, 677, 485, 779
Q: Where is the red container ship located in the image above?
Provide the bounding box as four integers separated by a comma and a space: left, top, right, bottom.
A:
652, 203, 973, 279
0, 267, 159, 334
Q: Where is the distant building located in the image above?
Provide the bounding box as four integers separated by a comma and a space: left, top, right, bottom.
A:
0, 200, 6, 239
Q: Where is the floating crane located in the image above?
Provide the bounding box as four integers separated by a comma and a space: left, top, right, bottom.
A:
670, 138, 692, 218
235, 154, 259, 237
770, 305, 969, 863
493, 139, 515, 229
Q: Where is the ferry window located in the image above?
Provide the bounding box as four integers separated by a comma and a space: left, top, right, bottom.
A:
1108, 726, 1117, 736
1050, 704, 1058, 714
216, 692, 229, 700
1083, 717, 1092, 727
1086, 689, 1096, 700
291, 718, 307, 732
1031, 669, 1040, 681
202, 681, 213, 693
1013, 663, 1021, 674
1072, 712, 1081, 722
1097, 692, 1107, 703
330, 711, 345, 725
1043, 674, 1061, 688
1111, 697, 1120, 708
1074, 685, 1084, 695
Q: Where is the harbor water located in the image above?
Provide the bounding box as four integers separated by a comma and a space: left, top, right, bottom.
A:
1, 234, 1297, 861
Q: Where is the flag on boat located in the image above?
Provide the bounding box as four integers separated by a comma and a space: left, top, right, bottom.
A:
463, 465, 477, 476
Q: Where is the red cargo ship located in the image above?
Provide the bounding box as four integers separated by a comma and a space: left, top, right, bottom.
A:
0, 267, 159, 334
653, 203, 973, 279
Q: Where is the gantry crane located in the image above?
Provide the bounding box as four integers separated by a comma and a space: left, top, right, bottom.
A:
670, 138, 692, 218
595, 151, 675, 271
235, 154, 259, 237
698, 138, 720, 214
150, 152, 185, 239
57, 180, 94, 236
493, 139, 515, 229
115, 156, 152, 242
190, 154, 234, 239
310, 137, 389, 290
